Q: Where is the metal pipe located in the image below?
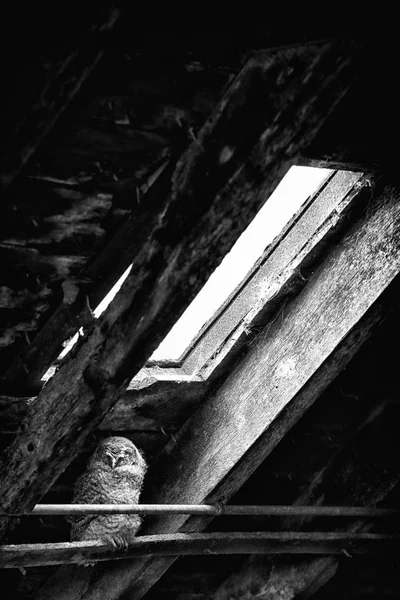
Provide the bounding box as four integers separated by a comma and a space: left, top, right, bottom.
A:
1, 504, 398, 518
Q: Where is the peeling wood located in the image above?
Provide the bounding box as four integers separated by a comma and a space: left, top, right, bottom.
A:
2, 532, 399, 568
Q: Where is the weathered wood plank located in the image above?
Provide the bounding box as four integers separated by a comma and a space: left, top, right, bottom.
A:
2, 532, 399, 568
184, 170, 364, 378
211, 376, 400, 599
0, 40, 356, 547
35, 178, 400, 600
0, 371, 206, 436
0, 9, 120, 192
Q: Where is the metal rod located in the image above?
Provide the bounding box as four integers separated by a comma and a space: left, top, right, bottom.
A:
1, 504, 399, 518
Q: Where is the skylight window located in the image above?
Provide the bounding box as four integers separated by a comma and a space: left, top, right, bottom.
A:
151, 165, 333, 361
43, 164, 332, 381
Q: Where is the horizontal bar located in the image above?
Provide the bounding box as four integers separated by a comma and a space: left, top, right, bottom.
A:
1, 532, 399, 568
2, 504, 399, 518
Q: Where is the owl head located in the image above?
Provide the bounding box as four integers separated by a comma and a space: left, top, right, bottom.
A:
88, 436, 147, 475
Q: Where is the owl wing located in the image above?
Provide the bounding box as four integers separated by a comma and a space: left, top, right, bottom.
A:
68, 471, 106, 535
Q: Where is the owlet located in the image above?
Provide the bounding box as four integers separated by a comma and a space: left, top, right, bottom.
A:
70, 436, 147, 550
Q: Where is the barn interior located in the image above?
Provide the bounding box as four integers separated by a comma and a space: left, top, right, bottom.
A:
1, 13, 400, 599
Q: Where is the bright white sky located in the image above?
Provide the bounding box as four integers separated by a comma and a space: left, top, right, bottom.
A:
56, 165, 332, 365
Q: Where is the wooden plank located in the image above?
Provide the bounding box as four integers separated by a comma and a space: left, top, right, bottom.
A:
1, 532, 399, 569
210, 374, 400, 599
0, 40, 356, 543
35, 179, 400, 600
0, 373, 206, 435
184, 170, 364, 378
0, 9, 120, 192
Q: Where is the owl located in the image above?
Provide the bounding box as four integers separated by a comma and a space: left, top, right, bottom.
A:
70, 436, 147, 551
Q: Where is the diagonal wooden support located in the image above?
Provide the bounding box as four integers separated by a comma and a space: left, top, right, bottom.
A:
210, 375, 400, 599
0, 158, 177, 395
34, 177, 400, 600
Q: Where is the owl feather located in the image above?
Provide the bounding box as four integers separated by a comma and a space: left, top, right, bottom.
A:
69, 436, 147, 561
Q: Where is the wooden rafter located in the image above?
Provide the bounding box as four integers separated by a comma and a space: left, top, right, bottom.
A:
0, 377, 206, 441
1, 158, 178, 395
211, 372, 400, 599
35, 178, 400, 599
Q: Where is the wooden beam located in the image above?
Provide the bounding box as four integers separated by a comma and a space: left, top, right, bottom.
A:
35, 178, 400, 600
1, 532, 399, 569
210, 381, 400, 599
185, 170, 364, 379
0, 369, 206, 436
0, 9, 120, 192
0, 159, 178, 396
0, 40, 356, 545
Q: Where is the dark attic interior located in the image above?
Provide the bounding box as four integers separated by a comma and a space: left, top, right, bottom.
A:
1, 13, 400, 600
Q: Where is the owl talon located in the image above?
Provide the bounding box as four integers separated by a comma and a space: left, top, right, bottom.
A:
105, 533, 128, 551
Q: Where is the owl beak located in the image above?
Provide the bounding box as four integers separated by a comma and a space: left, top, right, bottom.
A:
106, 454, 117, 469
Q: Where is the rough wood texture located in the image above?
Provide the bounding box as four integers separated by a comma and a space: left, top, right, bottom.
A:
35, 178, 400, 600
185, 170, 365, 378
123, 293, 400, 600
211, 381, 400, 599
1, 532, 398, 569
0, 377, 206, 439
0, 158, 174, 394
0, 41, 356, 550
0, 9, 120, 191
